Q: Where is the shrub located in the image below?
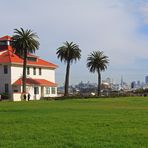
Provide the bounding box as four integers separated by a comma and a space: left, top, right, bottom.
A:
0, 93, 10, 100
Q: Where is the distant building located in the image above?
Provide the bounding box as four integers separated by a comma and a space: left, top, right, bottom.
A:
131, 81, 136, 89
105, 77, 111, 84
145, 76, 148, 84
121, 76, 123, 88
137, 81, 141, 88
111, 84, 120, 91
75, 81, 97, 95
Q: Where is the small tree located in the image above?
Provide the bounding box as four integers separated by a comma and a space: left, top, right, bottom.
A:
87, 51, 109, 96
57, 41, 81, 96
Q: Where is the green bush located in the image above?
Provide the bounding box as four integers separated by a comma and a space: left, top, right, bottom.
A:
0, 93, 10, 100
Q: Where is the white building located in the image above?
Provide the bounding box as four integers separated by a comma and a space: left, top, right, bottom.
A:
0, 35, 58, 101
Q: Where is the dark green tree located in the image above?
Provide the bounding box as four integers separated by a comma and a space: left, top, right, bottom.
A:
87, 51, 109, 96
12, 28, 40, 93
57, 41, 81, 96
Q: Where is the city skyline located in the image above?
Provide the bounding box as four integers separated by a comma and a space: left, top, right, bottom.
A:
1, 0, 148, 85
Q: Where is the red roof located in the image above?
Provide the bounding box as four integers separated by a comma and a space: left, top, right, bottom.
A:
13, 78, 57, 87
0, 36, 57, 68
0, 35, 12, 41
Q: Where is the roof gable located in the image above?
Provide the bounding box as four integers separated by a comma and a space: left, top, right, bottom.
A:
0, 35, 12, 41
13, 78, 57, 87
0, 35, 57, 68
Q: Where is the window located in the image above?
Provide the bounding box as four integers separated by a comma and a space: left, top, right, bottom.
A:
27, 57, 37, 62
4, 65, 8, 74
34, 87, 39, 94
5, 84, 9, 93
0, 41, 7, 46
27, 67, 30, 75
46, 87, 50, 94
33, 67, 36, 75
51, 87, 56, 94
13, 90, 18, 92
39, 68, 42, 75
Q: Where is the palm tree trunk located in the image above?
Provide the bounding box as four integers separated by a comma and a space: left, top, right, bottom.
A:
64, 61, 70, 96
22, 50, 27, 93
97, 69, 101, 96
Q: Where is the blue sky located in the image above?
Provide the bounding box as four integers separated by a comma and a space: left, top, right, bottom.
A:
1, 0, 148, 85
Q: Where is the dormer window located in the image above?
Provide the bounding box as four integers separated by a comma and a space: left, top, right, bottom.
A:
27, 56, 37, 62
0, 41, 7, 46
0, 36, 12, 47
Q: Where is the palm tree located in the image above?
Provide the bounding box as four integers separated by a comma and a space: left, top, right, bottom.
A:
12, 28, 40, 93
87, 51, 109, 96
57, 41, 81, 96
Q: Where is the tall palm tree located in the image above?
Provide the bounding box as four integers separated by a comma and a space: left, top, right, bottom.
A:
12, 28, 40, 93
87, 51, 109, 96
57, 41, 81, 96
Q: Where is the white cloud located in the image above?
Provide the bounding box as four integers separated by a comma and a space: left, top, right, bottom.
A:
140, 1, 148, 24
0, 0, 148, 85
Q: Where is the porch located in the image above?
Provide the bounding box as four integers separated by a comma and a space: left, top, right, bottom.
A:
12, 78, 57, 101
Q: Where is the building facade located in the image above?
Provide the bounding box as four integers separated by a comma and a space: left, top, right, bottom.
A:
0, 35, 58, 101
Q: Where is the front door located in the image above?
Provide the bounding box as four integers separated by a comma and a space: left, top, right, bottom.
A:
34, 87, 39, 100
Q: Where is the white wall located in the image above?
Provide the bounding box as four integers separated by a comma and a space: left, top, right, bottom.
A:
11, 64, 57, 100
27, 67, 55, 82
11, 65, 22, 84
13, 93, 22, 101
11, 65, 56, 83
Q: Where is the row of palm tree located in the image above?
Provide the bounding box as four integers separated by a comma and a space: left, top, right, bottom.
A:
57, 43, 109, 96
11, 28, 109, 97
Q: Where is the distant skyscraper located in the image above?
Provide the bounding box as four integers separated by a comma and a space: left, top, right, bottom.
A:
137, 81, 140, 87
131, 81, 136, 89
145, 76, 148, 84
121, 76, 123, 88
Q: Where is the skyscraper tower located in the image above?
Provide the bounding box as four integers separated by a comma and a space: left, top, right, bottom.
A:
121, 76, 123, 88
145, 76, 148, 84
131, 81, 136, 89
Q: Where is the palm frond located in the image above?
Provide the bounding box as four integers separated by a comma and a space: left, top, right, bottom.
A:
12, 28, 40, 57
87, 51, 109, 73
56, 41, 81, 64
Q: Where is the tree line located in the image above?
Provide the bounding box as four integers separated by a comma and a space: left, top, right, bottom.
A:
11, 28, 109, 97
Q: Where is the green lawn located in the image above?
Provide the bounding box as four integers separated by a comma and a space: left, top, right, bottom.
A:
0, 97, 148, 148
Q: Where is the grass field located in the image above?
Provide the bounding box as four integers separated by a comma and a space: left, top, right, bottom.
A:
0, 97, 148, 148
